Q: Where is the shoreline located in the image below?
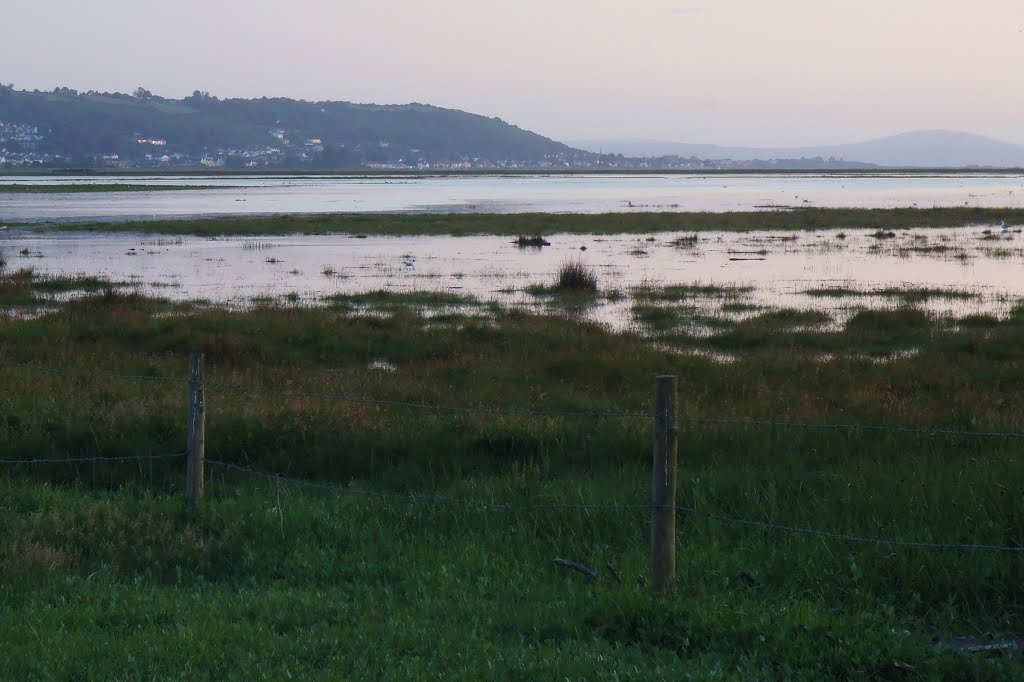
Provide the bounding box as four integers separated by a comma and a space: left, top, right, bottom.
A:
3, 168, 1024, 178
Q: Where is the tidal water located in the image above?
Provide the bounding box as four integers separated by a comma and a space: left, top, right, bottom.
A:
2, 173, 1023, 222
4, 226, 1022, 330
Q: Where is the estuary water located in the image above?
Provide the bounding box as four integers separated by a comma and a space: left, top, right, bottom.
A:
4, 225, 1023, 331
2, 172, 1024, 222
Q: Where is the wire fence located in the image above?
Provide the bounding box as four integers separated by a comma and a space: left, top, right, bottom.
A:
204, 459, 1024, 553
3, 356, 1023, 557
0, 452, 185, 465
7, 357, 1024, 437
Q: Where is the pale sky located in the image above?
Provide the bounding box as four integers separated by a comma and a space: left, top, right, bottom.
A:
2, 0, 1022, 146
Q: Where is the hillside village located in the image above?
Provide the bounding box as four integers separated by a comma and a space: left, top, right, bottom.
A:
0, 120, 59, 167
0, 86, 875, 171
0, 118, 872, 172
0, 119, 616, 170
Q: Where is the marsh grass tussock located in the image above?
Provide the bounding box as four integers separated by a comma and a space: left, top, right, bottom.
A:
671, 233, 700, 248
321, 265, 348, 278
553, 259, 598, 293
513, 235, 551, 247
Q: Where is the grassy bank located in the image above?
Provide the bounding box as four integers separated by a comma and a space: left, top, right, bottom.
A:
46, 206, 1024, 236
2, 269, 1024, 676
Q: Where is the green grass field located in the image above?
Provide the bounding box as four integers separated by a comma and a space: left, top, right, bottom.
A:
2, 261, 1023, 677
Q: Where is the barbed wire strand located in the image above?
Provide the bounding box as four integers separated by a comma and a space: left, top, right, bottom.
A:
5, 357, 1024, 436
0, 358, 650, 419
693, 510, 1024, 553
0, 452, 186, 465
0, 359, 187, 385
203, 381, 652, 420
207, 459, 1024, 553
684, 416, 1024, 440
206, 459, 650, 511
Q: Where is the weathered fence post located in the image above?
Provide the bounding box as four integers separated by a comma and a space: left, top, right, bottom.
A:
651, 374, 678, 593
186, 352, 206, 510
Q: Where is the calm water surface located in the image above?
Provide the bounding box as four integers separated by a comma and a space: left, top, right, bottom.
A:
2, 173, 1024, 222
4, 226, 1023, 331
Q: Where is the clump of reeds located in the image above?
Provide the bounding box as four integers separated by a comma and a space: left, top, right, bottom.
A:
553, 259, 598, 293
514, 235, 551, 248
671, 234, 699, 248
242, 241, 274, 251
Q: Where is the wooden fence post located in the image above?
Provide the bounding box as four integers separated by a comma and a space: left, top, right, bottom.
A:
187, 352, 206, 510
651, 374, 678, 593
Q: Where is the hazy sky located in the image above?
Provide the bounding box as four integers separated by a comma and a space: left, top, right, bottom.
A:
3, 0, 1022, 146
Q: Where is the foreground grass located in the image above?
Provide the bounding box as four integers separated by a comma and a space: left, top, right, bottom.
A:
46, 206, 1024, 236
2, 279, 1024, 676
2, 479, 1018, 679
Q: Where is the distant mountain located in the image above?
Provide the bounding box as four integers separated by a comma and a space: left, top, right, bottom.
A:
571, 131, 1024, 168
0, 85, 580, 169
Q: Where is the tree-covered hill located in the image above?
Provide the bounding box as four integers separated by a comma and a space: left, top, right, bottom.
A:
0, 85, 580, 169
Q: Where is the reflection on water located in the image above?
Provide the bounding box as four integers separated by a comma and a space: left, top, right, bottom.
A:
2, 226, 1022, 330
2, 173, 1024, 222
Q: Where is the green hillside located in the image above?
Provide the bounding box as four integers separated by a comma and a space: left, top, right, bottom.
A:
0, 86, 579, 168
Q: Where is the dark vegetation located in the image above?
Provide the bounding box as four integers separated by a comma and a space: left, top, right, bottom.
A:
633, 283, 754, 301
670, 233, 700, 247
805, 285, 978, 305
2, 264, 1024, 676
0, 267, 129, 307
513, 235, 551, 247
325, 289, 479, 309
49, 206, 1024, 237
